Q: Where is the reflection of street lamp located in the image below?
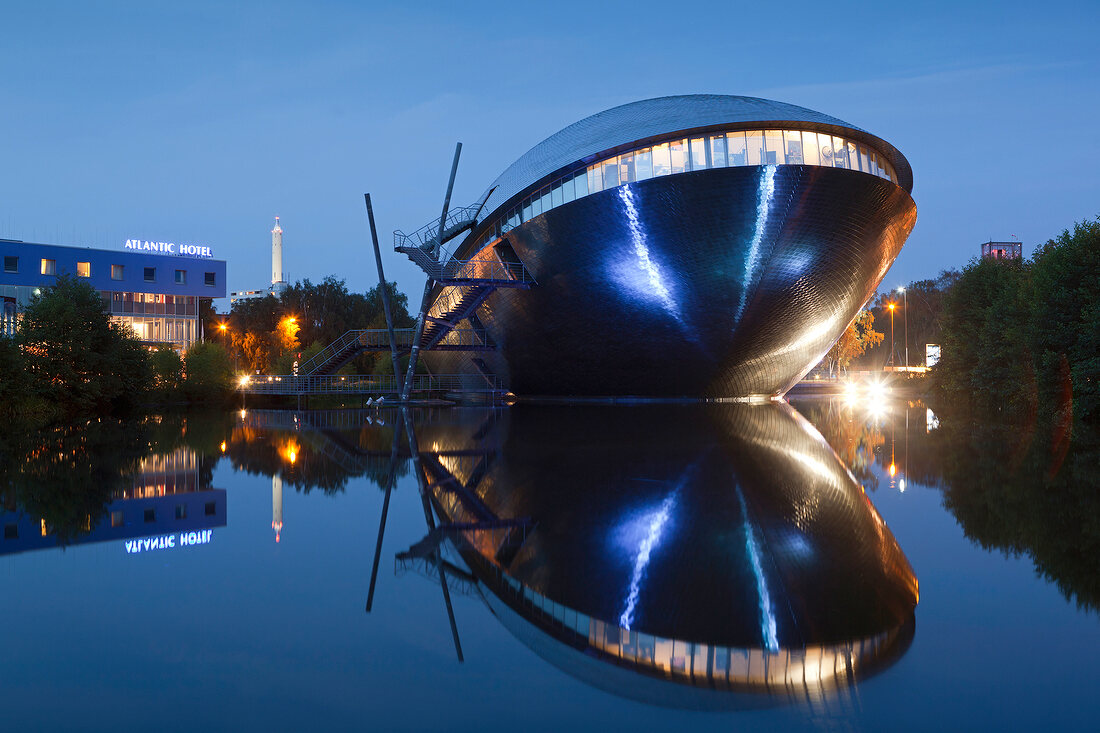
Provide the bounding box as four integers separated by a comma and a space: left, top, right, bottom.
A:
887, 302, 896, 368
897, 286, 908, 371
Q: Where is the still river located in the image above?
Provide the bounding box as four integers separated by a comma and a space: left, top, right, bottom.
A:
1, 393, 1097, 731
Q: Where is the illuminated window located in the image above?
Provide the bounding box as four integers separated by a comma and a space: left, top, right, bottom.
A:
40, 258, 56, 275
111, 264, 124, 280
143, 267, 156, 282
111, 511, 124, 527
174, 269, 186, 284
3, 256, 16, 273
77, 261, 90, 277
204, 272, 216, 287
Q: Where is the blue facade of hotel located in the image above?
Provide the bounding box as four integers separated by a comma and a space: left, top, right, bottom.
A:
1, 238, 227, 349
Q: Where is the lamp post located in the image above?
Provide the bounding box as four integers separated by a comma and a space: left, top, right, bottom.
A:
898, 286, 908, 371
887, 302, 895, 369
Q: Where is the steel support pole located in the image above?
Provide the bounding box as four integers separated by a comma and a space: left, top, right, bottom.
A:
401, 406, 463, 662
365, 194, 402, 382
366, 418, 403, 612
401, 143, 463, 401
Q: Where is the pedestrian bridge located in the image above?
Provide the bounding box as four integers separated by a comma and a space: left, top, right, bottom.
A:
236, 372, 502, 398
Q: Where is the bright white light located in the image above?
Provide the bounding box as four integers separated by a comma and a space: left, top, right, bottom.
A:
619, 490, 678, 630
737, 488, 779, 652
616, 185, 680, 321
736, 165, 776, 323
899, 479, 907, 492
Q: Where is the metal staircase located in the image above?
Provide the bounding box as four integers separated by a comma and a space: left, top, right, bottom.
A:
299, 327, 498, 377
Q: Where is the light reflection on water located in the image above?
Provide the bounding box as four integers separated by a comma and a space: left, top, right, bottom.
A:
0, 397, 1097, 731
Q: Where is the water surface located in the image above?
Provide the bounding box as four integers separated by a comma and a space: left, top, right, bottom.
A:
0, 398, 1096, 731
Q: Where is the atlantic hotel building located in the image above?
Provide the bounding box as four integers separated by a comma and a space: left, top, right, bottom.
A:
0, 238, 227, 349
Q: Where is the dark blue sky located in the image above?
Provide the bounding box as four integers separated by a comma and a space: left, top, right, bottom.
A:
2, 0, 1097, 306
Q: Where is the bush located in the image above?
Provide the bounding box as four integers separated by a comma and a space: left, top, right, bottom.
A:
183, 342, 234, 403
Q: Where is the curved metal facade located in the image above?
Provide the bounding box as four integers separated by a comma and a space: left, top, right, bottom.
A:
473, 95, 913, 223
414, 403, 917, 707
428, 163, 916, 397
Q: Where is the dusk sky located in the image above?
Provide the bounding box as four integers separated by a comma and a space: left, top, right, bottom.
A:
2, 0, 1098, 309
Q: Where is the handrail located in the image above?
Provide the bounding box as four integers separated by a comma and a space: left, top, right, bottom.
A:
394, 205, 482, 251
236, 373, 503, 395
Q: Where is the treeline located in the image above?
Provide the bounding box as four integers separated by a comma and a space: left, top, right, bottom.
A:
208, 276, 414, 375
0, 275, 234, 427
936, 217, 1100, 423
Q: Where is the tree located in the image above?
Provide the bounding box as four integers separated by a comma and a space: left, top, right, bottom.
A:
17, 274, 150, 416
825, 309, 884, 377
149, 344, 183, 394
183, 342, 234, 402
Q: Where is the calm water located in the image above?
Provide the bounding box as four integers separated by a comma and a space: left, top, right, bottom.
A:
1, 396, 1097, 731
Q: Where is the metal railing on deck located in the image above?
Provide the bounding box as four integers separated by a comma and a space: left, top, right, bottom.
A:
393, 205, 482, 251
237, 373, 503, 396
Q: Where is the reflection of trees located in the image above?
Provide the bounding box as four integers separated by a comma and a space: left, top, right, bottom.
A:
795, 399, 884, 491
924, 409, 1100, 613
223, 422, 407, 494
822, 396, 1100, 613
0, 413, 223, 544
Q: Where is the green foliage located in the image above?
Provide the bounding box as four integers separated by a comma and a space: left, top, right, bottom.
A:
856, 269, 958, 370
149, 344, 184, 394
933, 215, 1100, 423
225, 277, 415, 375
183, 342, 234, 403
16, 274, 150, 417
920, 402, 1100, 613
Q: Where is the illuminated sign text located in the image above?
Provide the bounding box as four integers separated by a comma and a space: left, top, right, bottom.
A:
124, 529, 214, 554
125, 239, 214, 259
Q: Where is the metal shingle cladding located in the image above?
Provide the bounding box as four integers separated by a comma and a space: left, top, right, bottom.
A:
478, 95, 913, 224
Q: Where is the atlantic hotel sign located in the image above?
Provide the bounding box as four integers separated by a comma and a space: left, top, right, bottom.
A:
124, 239, 214, 259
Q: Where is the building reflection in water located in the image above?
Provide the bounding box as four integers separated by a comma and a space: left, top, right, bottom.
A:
377, 402, 918, 710
0, 445, 226, 556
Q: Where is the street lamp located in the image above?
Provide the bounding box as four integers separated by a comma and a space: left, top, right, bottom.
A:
887, 302, 896, 368
897, 286, 908, 371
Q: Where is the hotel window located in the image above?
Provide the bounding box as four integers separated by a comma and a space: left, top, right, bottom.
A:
111, 264, 124, 280
175, 504, 187, 520
175, 269, 186, 284
3, 523, 16, 540
111, 511, 124, 528
77, 261, 90, 278
143, 508, 155, 523
3, 256, 16, 273
204, 271, 216, 287
204, 501, 216, 516
40, 258, 56, 276
144, 267, 156, 282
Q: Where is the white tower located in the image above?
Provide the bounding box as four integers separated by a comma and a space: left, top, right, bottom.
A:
272, 475, 283, 543
271, 216, 285, 294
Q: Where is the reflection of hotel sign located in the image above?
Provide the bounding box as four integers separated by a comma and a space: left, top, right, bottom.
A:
125, 239, 214, 259
124, 530, 213, 554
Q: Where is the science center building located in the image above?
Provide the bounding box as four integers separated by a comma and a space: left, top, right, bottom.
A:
417, 95, 917, 398
0, 238, 227, 349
